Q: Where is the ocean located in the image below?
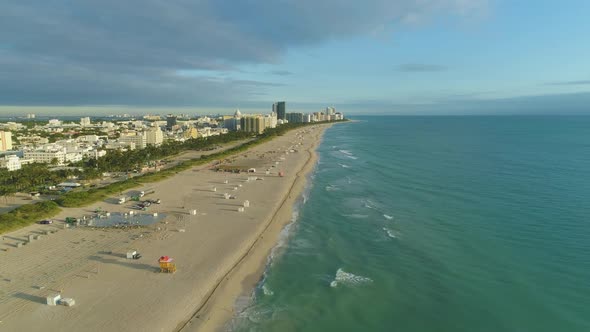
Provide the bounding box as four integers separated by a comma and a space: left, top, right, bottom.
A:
228, 116, 590, 332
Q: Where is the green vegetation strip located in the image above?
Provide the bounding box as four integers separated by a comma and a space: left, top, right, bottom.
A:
0, 201, 61, 234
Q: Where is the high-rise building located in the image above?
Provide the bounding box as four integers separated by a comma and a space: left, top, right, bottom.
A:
0, 131, 13, 151
80, 117, 91, 126
276, 101, 286, 120
241, 116, 266, 134
224, 118, 241, 131
267, 112, 278, 129
286, 112, 304, 123
145, 126, 164, 146
166, 115, 177, 130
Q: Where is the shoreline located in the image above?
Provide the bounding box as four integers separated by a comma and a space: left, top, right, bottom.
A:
0, 123, 332, 332
178, 126, 325, 332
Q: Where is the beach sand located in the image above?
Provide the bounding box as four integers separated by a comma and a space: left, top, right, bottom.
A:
0, 124, 330, 332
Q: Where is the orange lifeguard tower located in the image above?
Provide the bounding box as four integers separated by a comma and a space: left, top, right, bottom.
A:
159, 256, 177, 273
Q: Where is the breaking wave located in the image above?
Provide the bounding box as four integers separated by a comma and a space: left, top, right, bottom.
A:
338, 149, 358, 160
383, 227, 398, 239
343, 214, 369, 219
262, 284, 274, 296
325, 184, 339, 191
330, 268, 373, 287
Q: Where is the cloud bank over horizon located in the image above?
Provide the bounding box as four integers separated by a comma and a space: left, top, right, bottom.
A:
0, 0, 488, 109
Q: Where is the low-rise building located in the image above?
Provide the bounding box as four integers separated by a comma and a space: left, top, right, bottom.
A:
48, 119, 62, 126
104, 141, 136, 151
119, 132, 146, 149
0, 155, 22, 171
24, 147, 66, 164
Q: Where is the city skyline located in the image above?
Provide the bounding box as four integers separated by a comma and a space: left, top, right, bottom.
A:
1, 1, 589, 115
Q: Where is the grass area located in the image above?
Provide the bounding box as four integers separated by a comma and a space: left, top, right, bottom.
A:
0, 201, 61, 234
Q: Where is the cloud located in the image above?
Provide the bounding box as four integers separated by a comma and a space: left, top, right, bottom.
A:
397, 63, 448, 72
270, 70, 294, 76
0, 0, 488, 107
544, 80, 590, 86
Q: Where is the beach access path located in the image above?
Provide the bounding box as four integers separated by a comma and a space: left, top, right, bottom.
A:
0, 124, 329, 332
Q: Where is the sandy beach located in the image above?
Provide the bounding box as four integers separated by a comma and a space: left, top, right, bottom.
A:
0, 124, 330, 332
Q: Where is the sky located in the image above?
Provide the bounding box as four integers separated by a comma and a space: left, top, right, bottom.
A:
1, 0, 589, 115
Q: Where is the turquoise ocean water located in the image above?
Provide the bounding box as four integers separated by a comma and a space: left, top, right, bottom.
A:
229, 116, 590, 332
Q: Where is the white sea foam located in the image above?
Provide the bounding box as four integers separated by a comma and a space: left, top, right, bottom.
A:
383, 227, 396, 238
330, 268, 373, 287
343, 214, 369, 219
338, 163, 351, 168
364, 199, 376, 209
383, 214, 394, 220
325, 184, 339, 191
238, 305, 274, 323
262, 284, 274, 296
337, 149, 358, 160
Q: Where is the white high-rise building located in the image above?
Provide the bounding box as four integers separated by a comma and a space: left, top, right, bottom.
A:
145, 126, 164, 146
0, 131, 13, 151
80, 117, 91, 126
270, 111, 277, 128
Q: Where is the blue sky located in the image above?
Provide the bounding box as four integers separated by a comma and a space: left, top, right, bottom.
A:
1, 0, 589, 115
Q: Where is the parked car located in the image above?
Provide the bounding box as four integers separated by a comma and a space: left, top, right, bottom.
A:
39, 220, 53, 224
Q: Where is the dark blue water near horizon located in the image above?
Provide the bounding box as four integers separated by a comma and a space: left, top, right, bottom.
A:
230, 116, 590, 332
